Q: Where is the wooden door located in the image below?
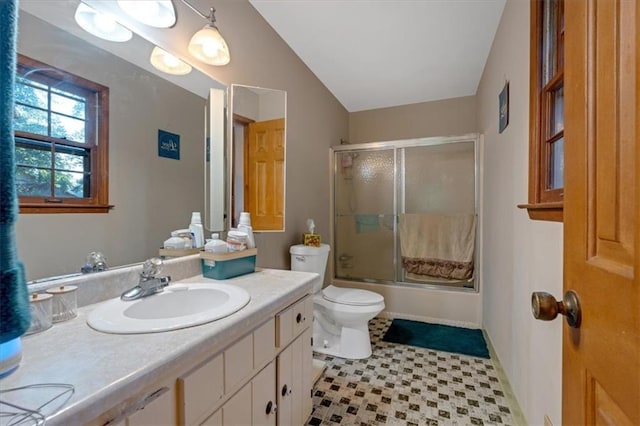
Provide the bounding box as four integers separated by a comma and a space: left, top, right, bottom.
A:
563, 0, 639, 424
245, 118, 285, 230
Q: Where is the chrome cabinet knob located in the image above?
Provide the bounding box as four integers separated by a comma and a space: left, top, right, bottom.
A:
531, 290, 582, 328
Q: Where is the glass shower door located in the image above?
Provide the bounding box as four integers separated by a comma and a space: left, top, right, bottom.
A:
334, 148, 395, 282
399, 141, 476, 286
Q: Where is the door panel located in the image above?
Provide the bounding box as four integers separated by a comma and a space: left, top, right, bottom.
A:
246, 118, 285, 231
564, 0, 639, 424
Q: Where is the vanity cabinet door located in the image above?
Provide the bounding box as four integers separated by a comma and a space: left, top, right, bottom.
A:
126, 384, 177, 426
224, 333, 254, 392
254, 317, 276, 369
277, 328, 313, 425
252, 362, 277, 426
178, 353, 224, 426
222, 383, 252, 425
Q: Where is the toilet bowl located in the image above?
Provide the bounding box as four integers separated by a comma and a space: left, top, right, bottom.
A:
290, 244, 385, 359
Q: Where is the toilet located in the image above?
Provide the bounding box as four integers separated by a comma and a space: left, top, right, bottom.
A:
290, 244, 385, 359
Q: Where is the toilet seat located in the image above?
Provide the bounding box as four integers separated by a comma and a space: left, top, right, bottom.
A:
322, 285, 384, 306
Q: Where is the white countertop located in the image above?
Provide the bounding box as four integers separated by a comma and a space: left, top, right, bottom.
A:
0, 269, 316, 426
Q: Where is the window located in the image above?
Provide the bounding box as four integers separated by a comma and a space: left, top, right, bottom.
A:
14, 54, 111, 213
519, 0, 564, 221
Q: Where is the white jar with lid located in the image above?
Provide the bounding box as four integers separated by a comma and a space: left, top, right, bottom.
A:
26, 293, 53, 335
46, 285, 78, 323
226, 230, 248, 252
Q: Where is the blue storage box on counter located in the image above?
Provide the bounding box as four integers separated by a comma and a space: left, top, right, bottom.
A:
200, 248, 257, 280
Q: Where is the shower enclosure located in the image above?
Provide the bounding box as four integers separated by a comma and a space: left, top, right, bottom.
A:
331, 134, 480, 291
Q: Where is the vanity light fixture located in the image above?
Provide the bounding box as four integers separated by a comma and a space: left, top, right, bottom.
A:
117, 0, 177, 28
182, 1, 230, 66
74, 2, 133, 42
150, 46, 193, 75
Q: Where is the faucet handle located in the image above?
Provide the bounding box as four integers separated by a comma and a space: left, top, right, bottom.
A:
142, 257, 163, 278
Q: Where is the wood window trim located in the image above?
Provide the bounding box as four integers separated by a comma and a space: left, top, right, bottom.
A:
518, 0, 563, 222
16, 54, 113, 214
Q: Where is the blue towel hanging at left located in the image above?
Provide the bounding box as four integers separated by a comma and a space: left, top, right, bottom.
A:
0, 0, 32, 344
354, 214, 380, 233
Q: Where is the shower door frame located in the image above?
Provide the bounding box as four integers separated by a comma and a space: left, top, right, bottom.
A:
329, 133, 482, 292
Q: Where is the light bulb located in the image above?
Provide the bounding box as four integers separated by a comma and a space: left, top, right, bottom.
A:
202, 39, 223, 58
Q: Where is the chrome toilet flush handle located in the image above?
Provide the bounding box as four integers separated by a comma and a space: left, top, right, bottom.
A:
295, 256, 306, 262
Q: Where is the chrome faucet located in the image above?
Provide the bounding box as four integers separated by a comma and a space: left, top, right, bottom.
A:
121, 258, 171, 301
81, 251, 108, 273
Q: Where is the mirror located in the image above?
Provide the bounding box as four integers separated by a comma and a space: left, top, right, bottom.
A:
15, 1, 226, 282
229, 84, 287, 232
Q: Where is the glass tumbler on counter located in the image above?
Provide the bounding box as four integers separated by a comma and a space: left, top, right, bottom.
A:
46, 285, 78, 323
26, 293, 53, 335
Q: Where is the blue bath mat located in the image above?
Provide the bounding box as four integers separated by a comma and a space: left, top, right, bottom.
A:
382, 319, 490, 359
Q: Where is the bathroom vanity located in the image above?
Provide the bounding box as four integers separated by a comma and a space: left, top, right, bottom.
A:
1, 263, 317, 426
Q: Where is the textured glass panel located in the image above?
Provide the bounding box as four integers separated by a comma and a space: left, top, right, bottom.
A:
15, 145, 51, 168
14, 104, 48, 135
334, 149, 395, 281
55, 150, 85, 172
404, 142, 475, 214
51, 113, 85, 143
549, 85, 564, 136
51, 92, 85, 119
549, 137, 564, 189
16, 165, 51, 197
54, 171, 85, 198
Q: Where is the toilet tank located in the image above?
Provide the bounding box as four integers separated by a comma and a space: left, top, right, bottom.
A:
290, 244, 330, 293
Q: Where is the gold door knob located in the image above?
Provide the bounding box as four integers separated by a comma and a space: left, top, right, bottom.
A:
531, 290, 582, 328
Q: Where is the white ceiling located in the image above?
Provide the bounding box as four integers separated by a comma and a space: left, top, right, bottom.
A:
249, 0, 506, 112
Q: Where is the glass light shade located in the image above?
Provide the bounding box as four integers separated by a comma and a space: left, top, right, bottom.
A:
150, 46, 192, 75
117, 0, 176, 28
74, 3, 132, 42
188, 25, 230, 66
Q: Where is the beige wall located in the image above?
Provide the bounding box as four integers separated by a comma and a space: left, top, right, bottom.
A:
16, 1, 349, 280
476, 1, 563, 425
349, 95, 477, 143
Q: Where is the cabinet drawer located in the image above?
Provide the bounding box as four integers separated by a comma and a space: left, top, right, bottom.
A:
179, 354, 224, 426
276, 296, 311, 348
224, 333, 253, 392
253, 318, 276, 368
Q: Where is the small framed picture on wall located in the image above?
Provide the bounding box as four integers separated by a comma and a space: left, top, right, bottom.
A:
499, 81, 509, 134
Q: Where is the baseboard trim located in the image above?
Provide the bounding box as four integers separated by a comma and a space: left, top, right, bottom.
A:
379, 310, 480, 329
482, 331, 528, 426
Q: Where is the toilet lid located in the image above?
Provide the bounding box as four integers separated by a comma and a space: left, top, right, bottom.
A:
322, 285, 384, 306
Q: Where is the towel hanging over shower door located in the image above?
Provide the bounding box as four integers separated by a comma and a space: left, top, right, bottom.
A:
399, 213, 477, 281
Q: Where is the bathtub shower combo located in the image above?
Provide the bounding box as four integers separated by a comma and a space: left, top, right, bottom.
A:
331, 134, 480, 292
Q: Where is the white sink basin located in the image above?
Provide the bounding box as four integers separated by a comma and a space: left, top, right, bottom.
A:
87, 283, 250, 334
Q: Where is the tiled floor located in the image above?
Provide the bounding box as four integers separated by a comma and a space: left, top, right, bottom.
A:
307, 318, 514, 426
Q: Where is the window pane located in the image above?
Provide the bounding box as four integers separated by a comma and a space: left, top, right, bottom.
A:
14, 104, 48, 135
550, 85, 564, 135
16, 165, 52, 197
51, 113, 85, 142
15, 145, 51, 168
55, 150, 86, 172
542, 0, 560, 85
548, 137, 564, 189
51, 92, 85, 119
54, 171, 85, 198
15, 81, 48, 109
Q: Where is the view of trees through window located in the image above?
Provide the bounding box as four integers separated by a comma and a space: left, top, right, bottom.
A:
14, 70, 92, 199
